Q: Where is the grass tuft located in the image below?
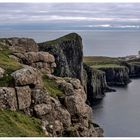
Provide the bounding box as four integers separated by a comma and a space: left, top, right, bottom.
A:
0, 109, 45, 137
43, 75, 64, 98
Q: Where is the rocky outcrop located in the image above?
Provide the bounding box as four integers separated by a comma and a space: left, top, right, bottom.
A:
83, 63, 113, 105
44, 74, 103, 137
121, 62, 140, 78
0, 67, 5, 78
11, 66, 43, 88
0, 66, 103, 137
12, 52, 56, 73
98, 66, 130, 86
0, 37, 38, 52
38, 33, 83, 82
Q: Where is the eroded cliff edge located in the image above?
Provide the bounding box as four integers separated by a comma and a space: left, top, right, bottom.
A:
38, 33, 112, 105
0, 35, 103, 137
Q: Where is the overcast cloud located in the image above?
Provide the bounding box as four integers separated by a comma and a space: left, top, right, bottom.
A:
0, 3, 140, 30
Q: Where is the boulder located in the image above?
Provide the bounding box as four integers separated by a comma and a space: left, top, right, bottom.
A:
16, 86, 31, 110
0, 87, 17, 110
11, 67, 43, 88
13, 52, 56, 73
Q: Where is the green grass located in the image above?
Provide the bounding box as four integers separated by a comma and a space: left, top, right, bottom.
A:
0, 47, 21, 73
84, 56, 117, 62
42, 32, 81, 45
84, 56, 124, 68
92, 64, 125, 68
0, 43, 22, 87
0, 75, 14, 87
43, 75, 64, 98
0, 109, 45, 137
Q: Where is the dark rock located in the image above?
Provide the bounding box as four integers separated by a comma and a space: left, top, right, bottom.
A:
121, 62, 140, 78
83, 63, 111, 105
98, 66, 130, 86
38, 33, 83, 82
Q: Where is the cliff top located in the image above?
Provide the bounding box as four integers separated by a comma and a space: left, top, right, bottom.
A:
84, 56, 126, 69
40, 32, 82, 46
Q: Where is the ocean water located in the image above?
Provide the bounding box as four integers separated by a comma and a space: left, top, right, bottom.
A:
0, 30, 140, 57
93, 79, 140, 137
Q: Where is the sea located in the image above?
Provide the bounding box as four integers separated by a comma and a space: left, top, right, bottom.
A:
0, 30, 140, 57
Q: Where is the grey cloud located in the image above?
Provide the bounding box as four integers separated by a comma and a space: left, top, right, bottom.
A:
0, 3, 140, 30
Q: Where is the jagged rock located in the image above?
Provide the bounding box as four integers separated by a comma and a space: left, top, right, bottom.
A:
98, 66, 130, 86
83, 63, 110, 105
11, 67, 43, 88
33, 90, 72, 136
38, 33, 83, 82
0, 87, 17, 110
0, 37, 38, 52
13, 52, 56, 73
0, 67, 5, 78
122, 62, 140, 78
45, 75, 102, 136
16, 86, 31, 110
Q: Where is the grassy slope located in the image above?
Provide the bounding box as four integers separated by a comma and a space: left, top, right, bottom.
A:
41, 32, 80, 45
0, 42, 22, 87
0, 109, 45, 137
43, 75, 64, 98
84, 56, 122, 68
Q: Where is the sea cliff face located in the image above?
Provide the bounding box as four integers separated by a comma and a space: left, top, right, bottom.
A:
98, 66, 130, 86
38, 33, 83, 82
121, 62, 140, 78
83, 63, 110, 105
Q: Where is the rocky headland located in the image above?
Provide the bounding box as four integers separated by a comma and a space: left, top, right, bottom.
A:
0, 34, 103, 137
0, 33, 140, 137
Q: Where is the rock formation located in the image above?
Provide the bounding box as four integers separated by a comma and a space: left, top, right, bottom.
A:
0, 66, 103, 137
120, 61, 140, 78
0, 35, 104, 137
0, 37, 38, 52
12, 52, 56, 73
98, 66, 130, 86
83, 63, 114, 105
38, 33, 83, 82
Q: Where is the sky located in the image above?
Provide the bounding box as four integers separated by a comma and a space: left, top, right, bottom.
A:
0, 3, 140, 30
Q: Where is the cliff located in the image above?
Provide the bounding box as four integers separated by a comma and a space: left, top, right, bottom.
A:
0, 36, 103, 137
38, 33, 83, 82
97, 66, 130, 86
83, 63, 112, 105
120, 61, 140, 78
